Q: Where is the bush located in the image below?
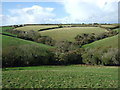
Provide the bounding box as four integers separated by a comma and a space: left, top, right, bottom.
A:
37, 36, 55, 46
101, 48, 119, 65
17, 30, 41, 41
53, 48, 84, 65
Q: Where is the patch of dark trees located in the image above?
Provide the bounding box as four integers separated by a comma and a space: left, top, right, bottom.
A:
2, 28, 119, 67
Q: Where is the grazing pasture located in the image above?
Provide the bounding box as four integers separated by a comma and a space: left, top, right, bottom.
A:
2, 65, 118, 88
40, 27, 107, 41
82, 35, 118, 49
15, 25, 58, 31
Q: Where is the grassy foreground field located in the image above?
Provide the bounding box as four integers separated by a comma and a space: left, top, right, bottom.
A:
82, 35, 118, 49
15, 25, 58, 31
2, 65, 119, 88
40, 27, 107, 41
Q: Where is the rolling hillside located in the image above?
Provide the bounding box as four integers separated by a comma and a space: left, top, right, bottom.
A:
82, 35, 118, 49
2, 34, 53, 56
2, 34, 53, 48
40, 27, 108, 41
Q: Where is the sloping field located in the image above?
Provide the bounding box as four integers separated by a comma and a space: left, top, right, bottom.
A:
15, 25, 58, 31
2, 65, 118, 88
40, 27, 108, 41
112, 28, 119, 33
0, 26, 14, 30
2, 34, 52, 49
82, 35, 118, 49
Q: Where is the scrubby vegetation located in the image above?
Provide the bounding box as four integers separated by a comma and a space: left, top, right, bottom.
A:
82, 48, 119, 65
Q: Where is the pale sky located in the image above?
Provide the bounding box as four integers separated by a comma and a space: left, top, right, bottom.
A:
1, 0, 119, 26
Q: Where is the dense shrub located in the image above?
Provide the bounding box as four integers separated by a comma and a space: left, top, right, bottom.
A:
101, 48, 119, 65
37, 36, 55, 46
82, 48, 103, 65
74, 33, 96, 46
53, 48, 84, 65
55, 41, 79, 54
82, 48, 119, 66
2, 45, 54, 67
17, 30, 41, 41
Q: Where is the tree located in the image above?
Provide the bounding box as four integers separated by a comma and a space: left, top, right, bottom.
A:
37, 36, 55, 46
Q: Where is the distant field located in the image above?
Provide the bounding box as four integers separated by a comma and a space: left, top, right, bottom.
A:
15, 25, 58, 31
100, 25, 118, 28
2, 65, 118, 88
82, 35, 118, 49
40, 27, 108, 41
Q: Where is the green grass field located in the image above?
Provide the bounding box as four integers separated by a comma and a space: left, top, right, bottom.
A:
0, 26, 14, 31
2, 35, 53, 49
15, 25, 58, 31
82, 35, 118, 49
2, 65, 118, 88
40, 27, 107, 41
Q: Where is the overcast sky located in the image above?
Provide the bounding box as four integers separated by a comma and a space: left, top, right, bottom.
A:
1, 0, 119, 26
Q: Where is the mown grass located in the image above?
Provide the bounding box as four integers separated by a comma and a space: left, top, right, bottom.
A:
2, 65, 119, 88
15, 25, 58, 31
40, 27, 107, 41
82, 35, 118, 49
